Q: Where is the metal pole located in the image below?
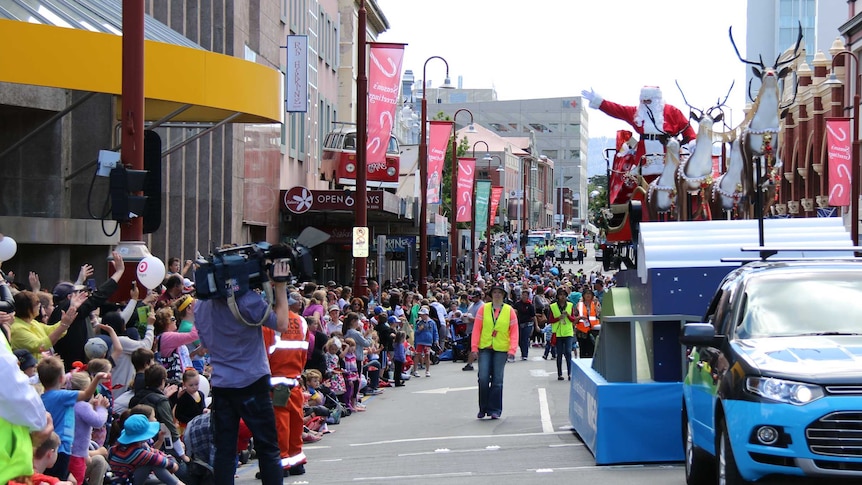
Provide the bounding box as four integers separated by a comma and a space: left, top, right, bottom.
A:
419, 56, 449, 295
353, 0, 368, 296
120, 0, 145, 242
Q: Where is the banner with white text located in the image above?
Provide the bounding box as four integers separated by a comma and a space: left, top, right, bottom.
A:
826, 117, 852, 207
456, 157, 476, 222
426, 121, 453, 204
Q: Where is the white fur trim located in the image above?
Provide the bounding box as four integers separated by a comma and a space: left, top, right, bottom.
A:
589, 94, 604, 109
640, 86, 662, 100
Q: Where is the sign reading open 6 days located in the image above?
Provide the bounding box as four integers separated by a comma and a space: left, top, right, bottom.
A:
352, 227, 369, 258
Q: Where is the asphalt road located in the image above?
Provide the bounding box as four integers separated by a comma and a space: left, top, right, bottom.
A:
232, 353, 685, 485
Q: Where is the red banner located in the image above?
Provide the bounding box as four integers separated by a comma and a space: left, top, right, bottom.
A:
367, 43, 405, 166
489, 186, 504, 227
427, 121, 453, 204
456, 157, 476, 222
826, 118, 852, 207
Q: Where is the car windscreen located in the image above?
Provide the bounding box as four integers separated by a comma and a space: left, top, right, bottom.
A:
736, 271, 862, 339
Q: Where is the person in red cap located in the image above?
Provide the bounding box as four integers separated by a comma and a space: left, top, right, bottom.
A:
581, 86, 696, 182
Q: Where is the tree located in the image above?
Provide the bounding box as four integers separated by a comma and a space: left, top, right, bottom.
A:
587, 174, 609, 228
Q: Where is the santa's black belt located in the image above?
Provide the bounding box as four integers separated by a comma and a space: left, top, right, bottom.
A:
641, 134, 663, 141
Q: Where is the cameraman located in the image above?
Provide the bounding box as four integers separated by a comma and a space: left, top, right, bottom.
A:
194, 256, 291, 485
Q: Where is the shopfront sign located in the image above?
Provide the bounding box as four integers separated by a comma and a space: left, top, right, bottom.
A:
281, 187, 384, 213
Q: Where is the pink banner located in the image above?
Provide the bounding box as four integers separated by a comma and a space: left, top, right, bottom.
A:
367, 43, 405, 166
826, 118, 852, 207
456, 157, 476, 222
489, 186, 504, 227
427, 121, 453, 204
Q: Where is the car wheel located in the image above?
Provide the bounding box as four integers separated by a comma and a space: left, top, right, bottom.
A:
682, 408, 713, 485
717, 418, 748, 485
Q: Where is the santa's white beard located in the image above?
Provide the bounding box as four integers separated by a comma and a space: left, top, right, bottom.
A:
634, 100, 665, 133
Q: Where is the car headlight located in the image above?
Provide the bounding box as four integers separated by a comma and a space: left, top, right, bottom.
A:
387, 167, 397, 177
745, 377, 824, 405
345, 163, 356, 173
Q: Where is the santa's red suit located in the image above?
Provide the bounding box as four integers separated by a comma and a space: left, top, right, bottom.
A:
587, 86, 696, 179
262, 310, 308, 473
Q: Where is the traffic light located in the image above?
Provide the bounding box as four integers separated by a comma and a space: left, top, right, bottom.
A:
142, 130, 162, 233
109, 164, 147, 222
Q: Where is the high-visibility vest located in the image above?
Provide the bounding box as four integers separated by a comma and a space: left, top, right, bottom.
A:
263, 311, 309, 386
577, 300, 599, 333
479, 302, 513, 352
549, 302, 575, 337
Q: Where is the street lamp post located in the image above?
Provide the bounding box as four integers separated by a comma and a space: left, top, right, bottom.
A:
486, 154, 503, 271
450, 109, 473, 282
353, 0, 369, 296
826, 51, 860, 245
419, 56, 452, 295
471, 141, 490, 279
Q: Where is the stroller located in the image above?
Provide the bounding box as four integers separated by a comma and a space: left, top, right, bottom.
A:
445, 323, 471, 363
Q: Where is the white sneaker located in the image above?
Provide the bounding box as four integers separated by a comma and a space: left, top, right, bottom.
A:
425, 371, 431, 377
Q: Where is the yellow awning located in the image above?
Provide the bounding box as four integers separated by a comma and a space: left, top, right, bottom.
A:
0, 19, 283, 124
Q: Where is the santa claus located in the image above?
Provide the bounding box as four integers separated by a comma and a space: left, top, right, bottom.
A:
581, 86, 696, 178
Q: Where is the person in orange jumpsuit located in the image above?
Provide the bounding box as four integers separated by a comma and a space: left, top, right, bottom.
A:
261, 291, 308, 476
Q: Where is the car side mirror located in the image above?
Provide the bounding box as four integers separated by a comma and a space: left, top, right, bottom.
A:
680, 323, 719, 347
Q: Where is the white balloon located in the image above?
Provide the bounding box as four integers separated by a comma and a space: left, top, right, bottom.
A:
136, 256, 166, 289
0, 235, 17, 262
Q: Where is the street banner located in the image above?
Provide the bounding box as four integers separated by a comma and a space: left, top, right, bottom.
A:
456, 157, 476, 222
286, 35, 308, 112
475, 181, 491, 238
489, 186, 504, 227
367, 43, 405, 166
826, 118, 852, 207
427, 121, 453, 204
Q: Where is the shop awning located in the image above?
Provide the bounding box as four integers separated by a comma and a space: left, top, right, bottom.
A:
0, 1, 283, 124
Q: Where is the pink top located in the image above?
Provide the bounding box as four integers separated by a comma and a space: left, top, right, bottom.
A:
158, 327, 199, 355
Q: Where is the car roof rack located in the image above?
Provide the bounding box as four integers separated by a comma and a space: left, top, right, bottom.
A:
720, 246, 862, 263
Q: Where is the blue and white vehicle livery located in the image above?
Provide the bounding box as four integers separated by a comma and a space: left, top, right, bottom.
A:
681, 260, 862, 484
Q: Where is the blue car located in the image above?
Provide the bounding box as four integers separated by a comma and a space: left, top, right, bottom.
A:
681, 260, 862, 484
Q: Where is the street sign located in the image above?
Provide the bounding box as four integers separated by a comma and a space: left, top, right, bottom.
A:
352, 227, 369, 257
281, 187, 384, 213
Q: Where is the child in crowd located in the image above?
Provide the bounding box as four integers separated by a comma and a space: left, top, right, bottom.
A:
301, 370, 330, 419
392, 331, 407, 387
542, 322, 556, 360
108, 414, 180, 485
341, 338, 364, 412
37, 356, 108, 481
171, 368, 206, 436
323, 337, 347, 400
85, 358, 114, 447
67, 372, 110, 485
29, 432, 73, 485
114, 348, 155, 415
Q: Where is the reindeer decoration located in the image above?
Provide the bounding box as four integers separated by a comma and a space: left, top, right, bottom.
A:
676, 81, 733, 192
711, 137, 745, 213
729, 24, 803, 215
647, 137, 681, 219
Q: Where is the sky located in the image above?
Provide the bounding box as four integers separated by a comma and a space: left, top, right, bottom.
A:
376, 0, 750, 141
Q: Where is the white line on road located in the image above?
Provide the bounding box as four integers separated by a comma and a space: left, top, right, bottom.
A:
538, 388, 553, 433
353, 472, 473, 481
413, 386, 477, 394
350, 430, 572, 447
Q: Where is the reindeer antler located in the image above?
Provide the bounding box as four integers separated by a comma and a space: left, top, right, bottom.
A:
774, 21, 804, 70
675, 80, 703, 119
729, 26, 765, 68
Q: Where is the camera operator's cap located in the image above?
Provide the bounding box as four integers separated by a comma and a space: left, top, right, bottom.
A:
84, 337, 108, 360
13, 349, 36, 371
118, 414, 161, 445
418, 306, 430, 315
182, 278, 195, 294
287, 292, 302, 306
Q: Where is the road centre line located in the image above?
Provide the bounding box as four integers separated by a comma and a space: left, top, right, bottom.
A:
353, 472, 473, 481
350, 430, 572, 447
538, 387, 553, 433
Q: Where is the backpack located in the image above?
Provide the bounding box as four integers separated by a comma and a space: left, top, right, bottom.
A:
155, 335, 184, 384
